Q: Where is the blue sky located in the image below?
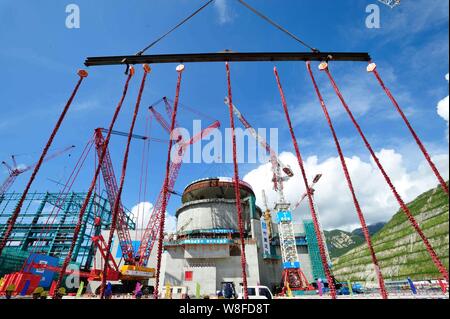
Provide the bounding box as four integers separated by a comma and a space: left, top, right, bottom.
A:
0, 0, 448, 230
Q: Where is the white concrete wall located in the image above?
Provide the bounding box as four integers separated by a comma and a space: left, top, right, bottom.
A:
184, 245, 230, 259
159, 242, 261, 297
176, 199, 252, 233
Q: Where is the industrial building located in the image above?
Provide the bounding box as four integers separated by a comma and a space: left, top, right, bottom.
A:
94, 177, 326, 296
0, 191, 134, 283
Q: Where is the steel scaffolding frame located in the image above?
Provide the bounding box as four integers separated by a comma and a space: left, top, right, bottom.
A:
0, 191, 135, 275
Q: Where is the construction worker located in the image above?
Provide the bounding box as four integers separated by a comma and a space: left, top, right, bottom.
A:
104, 282, 113, 299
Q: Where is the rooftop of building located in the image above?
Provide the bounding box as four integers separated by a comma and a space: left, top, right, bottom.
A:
181, 177, 255, 204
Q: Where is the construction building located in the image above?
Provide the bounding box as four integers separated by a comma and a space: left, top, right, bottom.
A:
0, 191, 133, 279
97, 177, 326, 296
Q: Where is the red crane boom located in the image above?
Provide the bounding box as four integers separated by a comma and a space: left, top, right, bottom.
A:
93, 128, 137, 264
137, 104, 220, 266
93, 128, 169, 265
0, 145, 75, 197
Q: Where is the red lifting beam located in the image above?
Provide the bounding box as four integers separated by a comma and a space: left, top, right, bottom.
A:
225, 62, 249, 299
322, 64, 449, 283
368, 62, 449, 195
53, 69, 135, 295
273, 66, 337, 299
0, 70, 88, 259
306, 61, 388, 299
154, 64, 185, 299
100, 64, 152, 298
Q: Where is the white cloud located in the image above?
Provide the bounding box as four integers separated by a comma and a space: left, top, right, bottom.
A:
437, 73, 449, 141
214, 0, 233, 24
244, 149, 449, 231
72, 100, 100, 112
165, 213, 177, 234
131, 201, 177, 233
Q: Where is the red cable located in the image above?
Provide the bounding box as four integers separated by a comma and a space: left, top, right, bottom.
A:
136, 115, 149, 243
0, 70, 88, 259
141, 115, 153, 243
32, 139, 94, 254
324, 65, 449, 283
154, 65, 184, 299
53, 69, 134, 296
226, 62, 249, 299
100, 65, 151, 299
370, 65, 448, 195
273, 66, 337, 299
306, 62, 388, 299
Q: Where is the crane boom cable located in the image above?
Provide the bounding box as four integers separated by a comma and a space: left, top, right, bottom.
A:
137, 114, 150, 243
153, 65, 185, 299
100, 65, 151, 298
225, 62, 249, 299
236, 0, 319, 52
274, 66, 337, 299
141, 114, 153, 243
307, 61, 388, 299
31, 139, 94, 254
23, 141, 93, 275
369, 64, 448, 195
135, 0, 215, 56
323, 64, 449, 283
0, 70, 88, 259
53, 69, 134, 295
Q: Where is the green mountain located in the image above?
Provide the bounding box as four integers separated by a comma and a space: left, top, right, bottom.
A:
324, 223, 386, 259
324, 229, 365, 259
330, 182, 449, 282
351, 222, 386, 238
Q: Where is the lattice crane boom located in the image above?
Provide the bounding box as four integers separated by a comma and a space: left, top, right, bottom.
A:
138, 104, 220, 266
223, 98, 293, 203
292, 173, 322, 211
1, 161, 14, 173
137, 120, 220, 265
0, 145, 75, 197
0, 176, 17, 197
149, 106, 171, 133
94, 128, 136, 264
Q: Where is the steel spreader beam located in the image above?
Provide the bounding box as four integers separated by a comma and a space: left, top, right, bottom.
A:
85, 52, 371, 67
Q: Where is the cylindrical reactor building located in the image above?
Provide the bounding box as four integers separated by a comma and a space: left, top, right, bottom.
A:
158, 177, 324, 298
176, 177, 258, 235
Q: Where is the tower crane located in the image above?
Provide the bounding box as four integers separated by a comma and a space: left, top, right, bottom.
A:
223, 99, 312, 294
223, 97, 293, 197
0, 145, 75, 197
261, 190, 273, 239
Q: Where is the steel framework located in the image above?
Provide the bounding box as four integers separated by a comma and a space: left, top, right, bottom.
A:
0, 191, 134, 275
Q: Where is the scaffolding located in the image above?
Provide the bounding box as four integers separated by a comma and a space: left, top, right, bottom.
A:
0, 191, 135, 276
304, 220, 326, 281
